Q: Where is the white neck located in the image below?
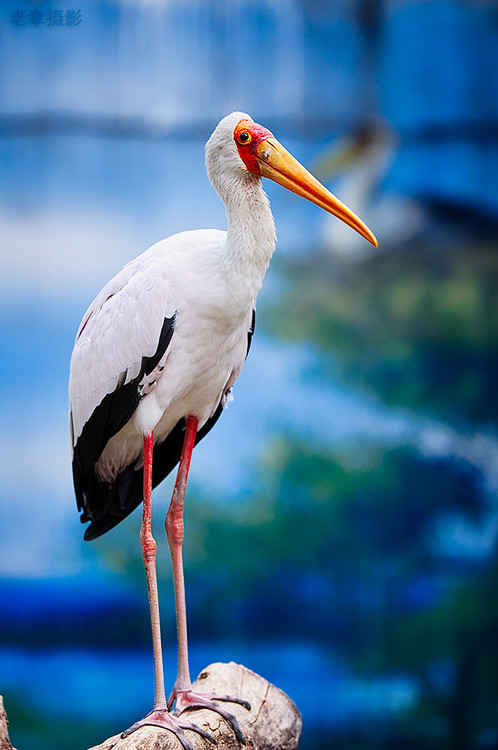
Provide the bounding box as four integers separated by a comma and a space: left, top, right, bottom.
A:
204, 112, 277, 303
222, 172, 276, 300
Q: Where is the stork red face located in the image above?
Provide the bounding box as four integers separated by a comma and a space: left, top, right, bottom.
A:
234, 118, 378, 247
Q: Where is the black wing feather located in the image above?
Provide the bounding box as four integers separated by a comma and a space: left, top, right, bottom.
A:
78, 309, 256, 541
82, 407, 224, 540
73, 315, 175, 476
73, 316, 175, 526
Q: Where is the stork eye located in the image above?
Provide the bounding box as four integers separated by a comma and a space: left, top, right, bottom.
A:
237, 131, 252, 145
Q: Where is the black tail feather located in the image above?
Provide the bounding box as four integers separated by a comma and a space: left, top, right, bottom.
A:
76, 403, 224, 541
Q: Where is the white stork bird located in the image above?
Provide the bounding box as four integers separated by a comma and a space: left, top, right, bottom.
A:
69, 112, 377, 748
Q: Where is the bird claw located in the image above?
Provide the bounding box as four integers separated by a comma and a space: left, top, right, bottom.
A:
171, 690, 251, 746
121, 707, 216, 750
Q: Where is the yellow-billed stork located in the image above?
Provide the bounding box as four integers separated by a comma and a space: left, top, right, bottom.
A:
69, 112, 377, 748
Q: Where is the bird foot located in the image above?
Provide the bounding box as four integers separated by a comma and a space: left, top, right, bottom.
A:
121, 706, 216, 750
171, 690, 251, 746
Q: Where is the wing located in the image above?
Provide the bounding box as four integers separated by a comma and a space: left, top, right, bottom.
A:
80, 306, 257, 541
69, 258, 174, 453
70, 257, 176, 520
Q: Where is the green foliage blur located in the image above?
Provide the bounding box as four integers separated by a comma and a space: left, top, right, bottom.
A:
266, 243, 498, 427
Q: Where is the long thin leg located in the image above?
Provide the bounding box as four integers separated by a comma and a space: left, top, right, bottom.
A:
121, 431, 215, 749
141, 431, 167, 710
165, 415, 199, 697
165, 416, 250, 744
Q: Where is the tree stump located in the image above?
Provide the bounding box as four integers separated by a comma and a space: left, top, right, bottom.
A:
0, 696, 15, 750
90, 662, 302, 750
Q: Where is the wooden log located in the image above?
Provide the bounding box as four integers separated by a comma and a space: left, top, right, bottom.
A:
0, 696, 15, 750
89, 662, 302, 750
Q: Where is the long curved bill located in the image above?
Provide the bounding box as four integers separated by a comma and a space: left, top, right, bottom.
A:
256, 137, 378, 247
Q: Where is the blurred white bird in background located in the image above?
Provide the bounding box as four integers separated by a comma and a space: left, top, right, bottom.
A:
314, 123, 426, 258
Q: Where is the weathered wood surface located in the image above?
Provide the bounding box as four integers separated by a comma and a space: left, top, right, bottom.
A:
89, 662, 302, 750
0, 696, 15, 750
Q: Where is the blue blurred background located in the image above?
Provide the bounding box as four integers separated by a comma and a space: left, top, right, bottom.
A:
1, 1, 498, 748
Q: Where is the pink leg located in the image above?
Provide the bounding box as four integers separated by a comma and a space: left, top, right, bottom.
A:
141, 432, 167, 709
165, 416, 250, 744
165, 415, 199, 698
122, 432, 215, 750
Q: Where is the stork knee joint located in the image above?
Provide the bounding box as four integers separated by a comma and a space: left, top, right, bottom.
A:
140, 529, 157, 560
165, 507, 184, 546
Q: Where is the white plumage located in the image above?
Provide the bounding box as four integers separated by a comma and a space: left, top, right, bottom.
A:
69, 226, 254, 484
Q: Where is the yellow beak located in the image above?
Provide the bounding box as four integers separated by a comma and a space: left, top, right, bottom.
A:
256, 137, 378, 248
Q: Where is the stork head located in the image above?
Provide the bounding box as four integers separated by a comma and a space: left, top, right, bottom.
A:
206, 112, 378, 247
